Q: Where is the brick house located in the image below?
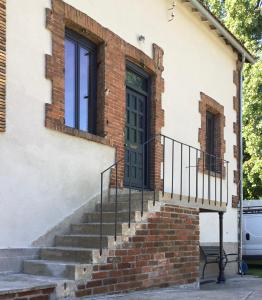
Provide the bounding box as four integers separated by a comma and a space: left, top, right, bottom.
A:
0, 0, 255, 299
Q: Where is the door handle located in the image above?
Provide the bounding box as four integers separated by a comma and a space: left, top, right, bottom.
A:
246, 233, 250, 240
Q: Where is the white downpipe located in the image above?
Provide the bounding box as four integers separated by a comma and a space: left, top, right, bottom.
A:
239, 54, 245, 270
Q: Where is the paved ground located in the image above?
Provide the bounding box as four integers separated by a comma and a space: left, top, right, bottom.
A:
88, 276, 262, 300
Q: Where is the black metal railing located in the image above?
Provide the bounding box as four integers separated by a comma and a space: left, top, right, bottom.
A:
99, 134, 229, 255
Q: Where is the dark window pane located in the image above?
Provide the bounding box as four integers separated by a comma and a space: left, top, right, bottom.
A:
131, 95, 137, 109
126, 69, 147, 92
65, 29, 96, 133
206, 111, 216, 171
79, 47, 90, 131
131, 112, 137, 126
65, 38, 76, 128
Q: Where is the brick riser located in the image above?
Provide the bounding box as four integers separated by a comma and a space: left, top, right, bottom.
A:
75, 204, 200, 297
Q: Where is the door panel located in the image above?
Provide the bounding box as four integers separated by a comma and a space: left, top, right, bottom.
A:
124, 88, 147, 188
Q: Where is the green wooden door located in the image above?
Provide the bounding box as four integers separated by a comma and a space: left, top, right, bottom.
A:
124, 67, 148, 188
124, 89, 147, 188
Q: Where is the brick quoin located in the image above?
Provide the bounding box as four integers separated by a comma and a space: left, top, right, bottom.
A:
75, 205, 200, 298
0, 0, 6, 132
232, 60, 241, 208
45, 0, 164, 190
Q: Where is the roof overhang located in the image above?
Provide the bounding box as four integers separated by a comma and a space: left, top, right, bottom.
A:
182, 0, 256, 64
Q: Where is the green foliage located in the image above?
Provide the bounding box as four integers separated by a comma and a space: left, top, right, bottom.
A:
201, 0, 226, 19
243, 60, 262, 199
204, 0, 262, 199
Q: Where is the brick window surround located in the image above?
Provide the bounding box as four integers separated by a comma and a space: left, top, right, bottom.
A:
0, 0, 6, 133
198, 92, 226, 177
45, 0, 164, 189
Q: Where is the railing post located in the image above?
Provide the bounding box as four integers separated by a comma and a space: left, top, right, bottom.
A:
162, 136, 165, 197
171, 139, 174, 199
208, 154, 211, 205
202, 151, 205, 204
128, 151, 131, 227
141, 143, 144, 216
188, 146, 191, 202
115, 164, 118, 240
153, 139, 156, 206
220, 158, 223, 207
195, 149, 198, 202
180, 143, 183, 201
226, 161, 229, 206
100, 173, 103, 256
215, 155, 217, 206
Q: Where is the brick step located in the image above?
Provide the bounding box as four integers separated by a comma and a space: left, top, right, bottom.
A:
40, 247, 94, 263
96, 200, 149, 212
23, 259, 92, 280
55, 235, 108, 249
71, 223, 123, 235
84, 211, 136, 223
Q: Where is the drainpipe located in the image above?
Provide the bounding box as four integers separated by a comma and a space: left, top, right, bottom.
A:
238, 53, 245, 272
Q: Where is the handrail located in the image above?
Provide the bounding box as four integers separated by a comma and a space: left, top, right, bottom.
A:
99, 133, 230, 255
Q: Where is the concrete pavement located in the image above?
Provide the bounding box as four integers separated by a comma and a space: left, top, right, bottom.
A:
88, 276, 262, 300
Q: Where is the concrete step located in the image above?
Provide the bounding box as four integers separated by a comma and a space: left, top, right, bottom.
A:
108, 191, 156, 203
96, 200, 149, 212
84, 211, 136, 223
55, 235, 107, 249
71, 223, 122, 235
40, 247, 94, 263
23, 259, 93, 280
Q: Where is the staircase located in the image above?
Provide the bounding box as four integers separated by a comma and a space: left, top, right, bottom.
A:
23, 192, 155, 283
20, 133, 227, 298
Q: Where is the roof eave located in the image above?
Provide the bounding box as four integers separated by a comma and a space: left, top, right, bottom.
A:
187, 0, 256, 64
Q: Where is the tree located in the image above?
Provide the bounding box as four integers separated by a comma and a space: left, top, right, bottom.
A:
202, 0, 262, 199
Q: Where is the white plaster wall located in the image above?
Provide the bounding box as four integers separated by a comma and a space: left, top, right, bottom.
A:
1, 0, 239, 246
63, 0, 239, 243
0, 0, 115, 247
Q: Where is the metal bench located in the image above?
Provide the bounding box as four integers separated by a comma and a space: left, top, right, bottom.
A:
200, 245, 238, 279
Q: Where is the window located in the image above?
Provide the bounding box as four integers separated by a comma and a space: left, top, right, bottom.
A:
65, 29, 96, 133
205, 111, 217, 172
199, 92, 225, 176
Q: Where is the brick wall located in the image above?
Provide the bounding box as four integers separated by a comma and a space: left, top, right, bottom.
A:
0, 0, 6, 132
76, 205, 199, 298
232, 60, 241, 208
0, 286, 55, 300
45, 0, 164, 190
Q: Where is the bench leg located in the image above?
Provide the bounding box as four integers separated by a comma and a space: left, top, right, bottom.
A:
202, 262, 207, 279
